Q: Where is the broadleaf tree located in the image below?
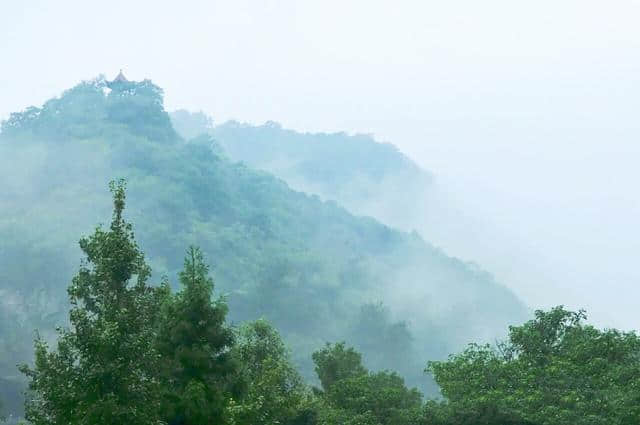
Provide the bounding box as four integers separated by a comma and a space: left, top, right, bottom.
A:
428, 306, 640, 425
228, 320, 312, 425
313, 342, 422, 425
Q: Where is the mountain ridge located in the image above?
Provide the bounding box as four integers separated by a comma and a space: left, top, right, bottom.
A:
0, 77, 528, 414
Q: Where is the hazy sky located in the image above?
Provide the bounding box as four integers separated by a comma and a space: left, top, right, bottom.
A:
2, 0, 640, 328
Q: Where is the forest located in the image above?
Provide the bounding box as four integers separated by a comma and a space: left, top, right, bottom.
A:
2, 77, 639, 424
6, 181, 640, 425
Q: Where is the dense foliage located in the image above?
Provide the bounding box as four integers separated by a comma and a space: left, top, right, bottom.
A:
428, 307, 640, 425
18, 186, 424, 425
5, 171, 640, 425
20, 181, 164, 425
156, 246, 238, 425
313, 343, 423, 425
171, 112, 433, 232
228, 320, 311, 425
0, 76, 528, 416
27, 196, 631, 425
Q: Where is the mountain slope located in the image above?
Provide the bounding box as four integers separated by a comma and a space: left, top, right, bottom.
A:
0, 77, 527, 413
171, 111, 433, 231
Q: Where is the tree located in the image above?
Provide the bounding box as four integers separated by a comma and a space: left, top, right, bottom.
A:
347, 303, 422, 388
156, 246, 237, 425
313, 343, 422, 425
20, 180, 164, 425
428, 306, 640, 425
418, 400, 534, 425
228, 320, 311, 425
312, 342, 367, 393
325, 371, 422, 425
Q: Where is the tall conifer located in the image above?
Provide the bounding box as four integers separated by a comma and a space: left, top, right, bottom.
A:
21, 180, 164, 425
156, 246, 237, 425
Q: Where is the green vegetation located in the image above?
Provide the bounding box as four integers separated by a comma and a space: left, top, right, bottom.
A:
156, 246, 238, 425
428, 307, 640, 425
8, 76, 630, 425
14, 181, 637, 425
313, 342, 422, 425
20, 181, 164, 425
0, 76, 528, 417
171, 112, 433, 230
228, 320, 311, 425
16, 184, 423, 425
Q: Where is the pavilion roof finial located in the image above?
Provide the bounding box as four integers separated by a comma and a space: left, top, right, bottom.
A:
113, 69, 128, 83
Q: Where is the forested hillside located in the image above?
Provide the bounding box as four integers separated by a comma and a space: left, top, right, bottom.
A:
171, 111, 432, 230
5, 182, 636, 425
0, 76, 527, 416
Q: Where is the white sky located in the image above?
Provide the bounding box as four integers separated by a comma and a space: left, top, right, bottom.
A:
2, 0, 640, 328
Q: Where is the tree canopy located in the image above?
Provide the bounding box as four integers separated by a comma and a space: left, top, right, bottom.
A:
428, 306, 640, 425
312, 342, 423, 425
20, 180, 165, 425
156, 246, 238, 425
8, 179, 640, 425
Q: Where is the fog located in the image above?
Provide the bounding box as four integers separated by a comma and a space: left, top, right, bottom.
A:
3, 0, 640, 328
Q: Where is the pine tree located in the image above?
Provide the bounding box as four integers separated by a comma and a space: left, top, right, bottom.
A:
20, 180, 164, 425
156, 246, 237, 425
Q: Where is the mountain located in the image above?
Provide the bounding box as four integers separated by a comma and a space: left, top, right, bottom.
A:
171, 111, 433, 232
0, 76, 527, 415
